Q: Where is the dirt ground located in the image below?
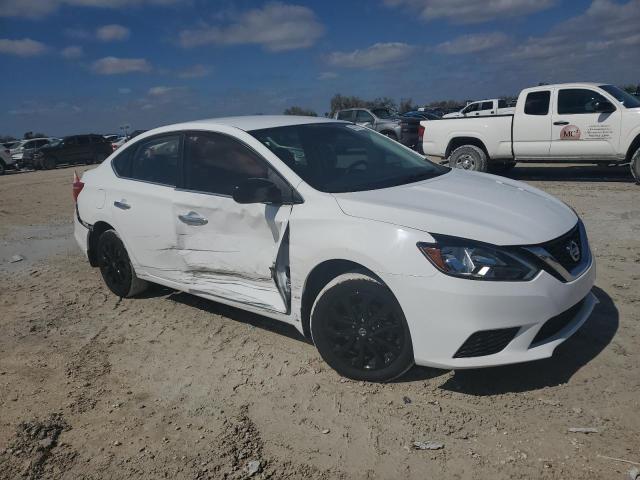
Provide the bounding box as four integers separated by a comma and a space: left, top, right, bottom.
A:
0, 164, 638, 480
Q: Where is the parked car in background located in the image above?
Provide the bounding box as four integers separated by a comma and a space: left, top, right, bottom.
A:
9, 138, 54, 166
74, 115, 596, 382
103, 134, 122, 143
421, 83, 640, 181
333, 108, 401, 140
31, 134, 112, 170
443, 99, 514, 118
3, 140, 21, 150
399, 111, 441, 151
111, 136, 128, 151
0, 145, 13, 175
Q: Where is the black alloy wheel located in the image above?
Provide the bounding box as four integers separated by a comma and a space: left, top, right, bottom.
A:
97, 230, 147, 298
311, 273, 413, 382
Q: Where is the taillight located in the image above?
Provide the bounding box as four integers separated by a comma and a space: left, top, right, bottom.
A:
72, 170, 84, 202
418, 125, 425, 143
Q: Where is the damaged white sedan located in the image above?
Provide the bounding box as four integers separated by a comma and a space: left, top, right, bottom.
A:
74, 116, 596, 382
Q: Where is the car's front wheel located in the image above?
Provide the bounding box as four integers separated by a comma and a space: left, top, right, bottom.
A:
311, 273, 414, 382
0, 160, 5, 176
42, 156, 57, 170
97, 229, 148, 298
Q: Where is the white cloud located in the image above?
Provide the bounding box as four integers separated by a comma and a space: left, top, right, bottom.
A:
118, 87, 132, 94
326, 42, 416, 69
384, 0, 555, 24
0, 38, 48, 56
148, 86, 186, 96
0, 0, 184, 18
318, 71, 338, 80
179, 2, 324, 52
92, 56, 152, 74
437, 32, 508, 54
96, 24, 130, 42
60, 45, 83, 58
177, 64, 212, 78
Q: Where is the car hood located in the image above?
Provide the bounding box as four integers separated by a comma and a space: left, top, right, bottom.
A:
332, 169, 577, 246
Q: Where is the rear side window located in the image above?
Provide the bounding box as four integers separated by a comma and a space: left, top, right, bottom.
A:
480, 101, 493, 110
355, 110, 374, 123
129, 135, 180, 186
112, 147, 132, 177
337, 110, 353, 121
183, 132, 277, 196
498, 99, 507, 108
524, 91, 550, 115
557, 89, 609, 114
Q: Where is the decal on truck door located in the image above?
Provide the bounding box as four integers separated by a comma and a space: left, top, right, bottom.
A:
585, 124, 613, 140
560, 125, 581, 140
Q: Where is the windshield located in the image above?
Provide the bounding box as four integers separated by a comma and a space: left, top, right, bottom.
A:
599, 85, 640, 108
249, 123, 449, 193
371, 108, 395, 119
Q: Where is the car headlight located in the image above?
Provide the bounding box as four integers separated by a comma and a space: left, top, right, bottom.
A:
417, 235, 539, 281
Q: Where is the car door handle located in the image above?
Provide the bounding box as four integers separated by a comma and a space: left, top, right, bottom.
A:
554, 121, 569, 126
114, 200, 130, 210
178, 211, 208, 226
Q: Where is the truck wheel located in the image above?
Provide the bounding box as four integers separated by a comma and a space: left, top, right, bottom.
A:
631, 148, 640, 184
449, 145, 488, 172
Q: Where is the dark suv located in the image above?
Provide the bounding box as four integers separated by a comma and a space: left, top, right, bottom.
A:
32, 134, 112, 170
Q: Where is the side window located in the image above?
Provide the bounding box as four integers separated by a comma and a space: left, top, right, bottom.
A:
524, 91, 551, 115
77, 136, 90, 145
558, 89, 609, 115
130, 135, 180, 186
355, 110, 374, 123
112, 147, 132, 177
462, 103, 478, 114
183, 132, 276, 196
337, 110, 353, 121
481, 101, 493, 111
498, 99, 507, 109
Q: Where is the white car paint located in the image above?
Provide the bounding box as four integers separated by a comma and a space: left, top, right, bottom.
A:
442, 99, 514, 118
74, 115, 596, 371
423, 83, 640, 168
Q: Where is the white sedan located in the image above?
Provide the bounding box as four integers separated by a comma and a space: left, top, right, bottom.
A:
73, 115, 596, 382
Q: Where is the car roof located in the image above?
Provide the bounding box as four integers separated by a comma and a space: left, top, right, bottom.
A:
527, 82, 606, 90
147, 115, 342, 134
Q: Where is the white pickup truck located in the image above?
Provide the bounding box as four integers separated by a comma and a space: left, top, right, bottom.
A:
421, 83, 640, 182
442, 98, 514, 118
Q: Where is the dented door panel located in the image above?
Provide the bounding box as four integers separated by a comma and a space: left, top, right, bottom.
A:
172, 190, 292, 313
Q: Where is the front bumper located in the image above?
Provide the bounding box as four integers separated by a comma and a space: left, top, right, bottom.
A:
382, 256, 596, 369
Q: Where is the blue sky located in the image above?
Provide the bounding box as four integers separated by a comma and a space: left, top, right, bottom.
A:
1, 0, 638, 137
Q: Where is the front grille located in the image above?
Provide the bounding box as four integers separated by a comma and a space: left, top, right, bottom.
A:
541, 224, 582, 272
454, 327, 520, 358
530, 298, 585, 346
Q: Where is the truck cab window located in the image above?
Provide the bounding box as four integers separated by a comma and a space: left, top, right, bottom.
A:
524, 91, 550, 115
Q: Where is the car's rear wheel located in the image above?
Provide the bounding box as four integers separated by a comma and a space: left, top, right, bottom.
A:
631, 148, 640, 184
311, 273, 414, 382
97, 229, 148, 298
449, 145, 488, 172
42, 156, 57, 170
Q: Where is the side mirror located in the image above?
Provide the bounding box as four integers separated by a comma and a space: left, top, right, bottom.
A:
594, 100, 615, 113
233, 178, 282, 205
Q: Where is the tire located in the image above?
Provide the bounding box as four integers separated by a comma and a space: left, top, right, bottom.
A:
631, 148, 640, 184
310, 273, 414, 382
42, 156, 57, 170
0, 161, 5, 176
448, 145, 488, 172
97, 229, 148, 298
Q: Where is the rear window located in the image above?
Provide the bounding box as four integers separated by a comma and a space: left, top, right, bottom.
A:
524, 91, 550, 115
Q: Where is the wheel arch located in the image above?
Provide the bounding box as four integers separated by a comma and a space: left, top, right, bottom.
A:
446, 136, 489, 159
299, 259, 385, 340
87, 220, 116, 267
625, 132, 640, 162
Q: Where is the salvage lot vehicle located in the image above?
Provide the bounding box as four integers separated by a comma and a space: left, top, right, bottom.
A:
32, 134, 112, 169
333, 107, 401, 140
442, 98, 514, 118
0, 145, 12, 175
422, 83, 640, 181
74, 115, 596, 382
399, 110, 441, 151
